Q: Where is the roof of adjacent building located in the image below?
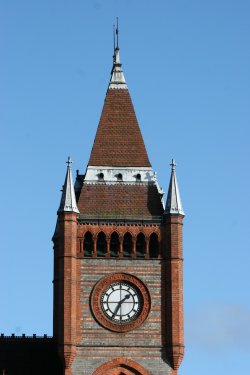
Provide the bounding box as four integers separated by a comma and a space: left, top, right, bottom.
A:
0, 336, 62, 374
77, 183, 164, 220
88, 48, 151, 168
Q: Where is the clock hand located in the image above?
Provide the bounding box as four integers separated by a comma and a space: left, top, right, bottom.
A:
121, 294, 130, 303
112, 294, 130, 317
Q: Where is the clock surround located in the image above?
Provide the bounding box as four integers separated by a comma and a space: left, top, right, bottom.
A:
91, 273, 151, 332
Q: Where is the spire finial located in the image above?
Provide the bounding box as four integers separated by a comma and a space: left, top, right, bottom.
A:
113, 24, 116, 56
109, 18, 127, 90
116, 17, 119, 49
170, 159, 176, 172
67, 156, 72, 167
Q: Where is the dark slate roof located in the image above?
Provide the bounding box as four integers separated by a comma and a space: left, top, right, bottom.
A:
88, 89, 151, 167
0, 336, 62, 374
77, 183, 164, 220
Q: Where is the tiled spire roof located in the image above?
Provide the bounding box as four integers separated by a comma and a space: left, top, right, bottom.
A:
76, 30, 164, 221
165, 160, 185, 216
58, 157, 79, 214
88, 46, 151, 168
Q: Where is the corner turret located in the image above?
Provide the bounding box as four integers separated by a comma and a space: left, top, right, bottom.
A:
58, 157, 79, 214
165, 159, 184, 216
163, 159, 185, 371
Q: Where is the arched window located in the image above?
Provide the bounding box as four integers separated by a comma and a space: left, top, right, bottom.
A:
117, 173, 123, 181
83, 231, 93, 257
136, 173, 141, 182
98, 172, 104, 181
92, 358, 150, 375
136, 233, 145, 258
149, 233, 159, 258
123, 232, 132, 257
110, 232, 119, 257
97, 232, 107, 257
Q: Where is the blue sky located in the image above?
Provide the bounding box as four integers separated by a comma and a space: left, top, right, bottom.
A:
1, 1, 250, 374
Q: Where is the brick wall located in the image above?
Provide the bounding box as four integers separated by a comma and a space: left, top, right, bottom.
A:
54, 217, 184, 374
72, 258, 172, 374
72, 347, 172, 375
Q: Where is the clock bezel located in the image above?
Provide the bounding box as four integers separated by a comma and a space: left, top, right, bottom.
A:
91, 273, 151, 332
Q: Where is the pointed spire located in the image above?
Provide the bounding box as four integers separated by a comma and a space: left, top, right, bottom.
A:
88, 21, 151, 167
109, 18, 127, 89
165, 159, 185, 216
58, 156, 79, 214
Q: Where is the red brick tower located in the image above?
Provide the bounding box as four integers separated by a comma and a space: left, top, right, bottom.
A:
53, 28, 185, 375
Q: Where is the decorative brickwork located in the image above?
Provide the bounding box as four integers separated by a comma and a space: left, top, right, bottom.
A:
56, 211, 78, 372
77, 223, 161, 259
76, 258, 163, 347
72, 346, 174, 375
163, 214, 184, 371
91, 273, 151, 332
88, 89, 151, 167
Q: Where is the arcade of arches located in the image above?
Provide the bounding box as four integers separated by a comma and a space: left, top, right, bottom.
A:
79, 230, 160, 258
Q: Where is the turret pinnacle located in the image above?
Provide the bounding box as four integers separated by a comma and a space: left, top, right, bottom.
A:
58, 156, 79, 214
165, 159, 185, 216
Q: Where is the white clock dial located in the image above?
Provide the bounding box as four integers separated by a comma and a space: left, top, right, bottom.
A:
100, 282, 141, 323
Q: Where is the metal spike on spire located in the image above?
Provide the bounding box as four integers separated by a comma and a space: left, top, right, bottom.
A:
113, 23, 116, 58
58, 156, 79, 214
170, 159, 176, 171
165, 159, 185, 216
109, 18, 127, 89
116, 17, 119, 49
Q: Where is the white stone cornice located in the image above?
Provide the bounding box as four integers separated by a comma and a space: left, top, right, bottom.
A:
85, 166, 154, 183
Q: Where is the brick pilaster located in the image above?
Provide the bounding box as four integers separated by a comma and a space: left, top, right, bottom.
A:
163, 214, 184, 371
56, 211, 78, 373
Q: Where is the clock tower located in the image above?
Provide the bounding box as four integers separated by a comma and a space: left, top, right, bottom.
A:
53, 28, 185, 375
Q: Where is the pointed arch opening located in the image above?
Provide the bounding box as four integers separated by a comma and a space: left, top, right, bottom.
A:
136, 233, 146, 258
123, 232, 132, 257
83, 231, 93, 257
92, 357, 150, 375
110, 232, 119, 257
97, 232, 107, 257
149, 233, 159, 258
107, 368, 139, 375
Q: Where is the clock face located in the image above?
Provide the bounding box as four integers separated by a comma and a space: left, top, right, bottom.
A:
91, 273, 151, 332
100, 281, 142, 323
